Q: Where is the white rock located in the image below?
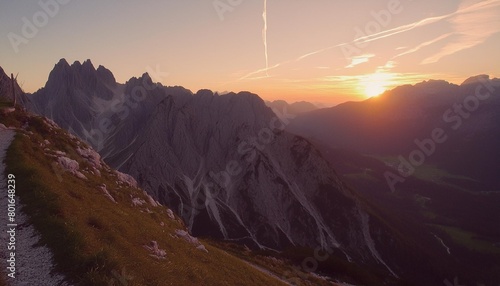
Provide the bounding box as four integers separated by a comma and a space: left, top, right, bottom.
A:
76, 146, 102, 169
196, 244, 208, 253
43, 118, 59, 129
174, 229, 208, 252
115, 171, 138, 188
131, 197, 146, 206
57, 156, 86, 179
99, 184, 117, 204
143, 241, 167, 260
144, 191, 158, 207
166, 209, 175, 220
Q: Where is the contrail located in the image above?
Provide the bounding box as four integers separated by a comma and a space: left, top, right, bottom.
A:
262, 0, 269, 76
237, 0, 500, 81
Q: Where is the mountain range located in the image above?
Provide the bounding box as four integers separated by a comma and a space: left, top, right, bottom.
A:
28, 59, 412, 272
3, 59, 499, 285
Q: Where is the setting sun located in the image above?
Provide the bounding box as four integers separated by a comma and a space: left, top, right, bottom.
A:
361, 72, 393, 98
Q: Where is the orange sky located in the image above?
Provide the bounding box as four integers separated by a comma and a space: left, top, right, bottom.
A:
1, 0, 499, 106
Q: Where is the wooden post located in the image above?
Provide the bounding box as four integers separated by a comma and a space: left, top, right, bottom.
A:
10, 73, 16, 106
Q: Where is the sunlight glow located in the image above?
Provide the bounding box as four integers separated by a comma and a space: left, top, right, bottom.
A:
361, 72, 393, 98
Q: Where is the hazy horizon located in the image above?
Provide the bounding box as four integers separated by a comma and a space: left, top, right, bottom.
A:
2, 0, 500, 106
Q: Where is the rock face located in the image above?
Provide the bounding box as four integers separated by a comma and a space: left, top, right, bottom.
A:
28, 59, 118, 140
25, 59, 438, 276
117, 90, 360, 252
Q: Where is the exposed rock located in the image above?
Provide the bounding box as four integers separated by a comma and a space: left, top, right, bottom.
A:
144, 191, 158, 207
115, 171, 137, 188
131, 197, 146, 207
166, 209, 175, 220
174, 229, 208, 253
196, 245, 208, 253
43, 118, 59, 130
76, 146, 102, 169
57, 156, 86, 179
99, 184, 117, 204
143, 241, 167, 260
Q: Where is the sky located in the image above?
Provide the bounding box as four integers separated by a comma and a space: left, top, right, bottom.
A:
1, 0, 500, 106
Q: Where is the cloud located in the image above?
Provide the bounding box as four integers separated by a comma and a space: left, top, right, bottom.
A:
238, 12, 453, 80
421, 0, 500, 64
393, 33, 453, 59
345, 54, 374, 68
262, 0, 269, 76
237, 0, 500, 82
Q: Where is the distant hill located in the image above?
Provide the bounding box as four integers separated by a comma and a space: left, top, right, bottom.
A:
265, 100, 318, 118
289, 76, 500, 191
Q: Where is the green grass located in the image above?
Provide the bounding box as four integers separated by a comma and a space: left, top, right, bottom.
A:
372, 155, 477, 192
2, 113, 289, 285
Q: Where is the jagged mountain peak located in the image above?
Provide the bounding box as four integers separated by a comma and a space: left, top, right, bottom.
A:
80, 59, 96, 73
55, 58, 70, 67
461, 74, 490, 86
124, 72, 154, 87
51, 59, 108, 81
96, 65, 116, 86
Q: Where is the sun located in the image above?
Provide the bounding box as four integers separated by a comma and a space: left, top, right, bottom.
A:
361, 72, 393, 98
365, 82, 386, 98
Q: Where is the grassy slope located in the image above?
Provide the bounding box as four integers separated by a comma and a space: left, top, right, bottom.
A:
1, 110, 290, 286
